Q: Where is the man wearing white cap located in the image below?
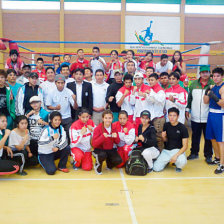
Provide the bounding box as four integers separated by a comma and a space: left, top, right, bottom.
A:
130, 72, 151, 132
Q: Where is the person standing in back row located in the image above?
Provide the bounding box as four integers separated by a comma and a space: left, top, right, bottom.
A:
204, 67, 224, 174
106, 70, 123, 122
186, 65, 213, 164
90, 47, 107, 79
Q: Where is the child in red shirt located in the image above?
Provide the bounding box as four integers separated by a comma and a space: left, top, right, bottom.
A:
92, 110, 122, 174
138, 52, 155, 75
32, 57, 46, 83
69, 109, 95, 171
70, 49, 89, 73
113, 111, 135, 168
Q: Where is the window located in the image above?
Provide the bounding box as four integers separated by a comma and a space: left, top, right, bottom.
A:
2, 0, 60, 10
64, 0, 121, 11
185, 0, 224, 14
126, 0, 180, 13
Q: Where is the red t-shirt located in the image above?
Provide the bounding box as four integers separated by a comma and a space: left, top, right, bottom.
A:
70, 59, 89, 72
32, 68, 46, 82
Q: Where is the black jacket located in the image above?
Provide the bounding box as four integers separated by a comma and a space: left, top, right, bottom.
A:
106, 82, 123, 112
23, 83, 39, 114
67, 81, 93, 117
137, 123, 158, 150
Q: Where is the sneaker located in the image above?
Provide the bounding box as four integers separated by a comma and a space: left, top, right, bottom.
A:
73, 162, 79, 170
176, 168, 182, 172
17, 170, 27, 176
187, 154, 199, 160
205, 157, 213, 165
70, 156, 74, 165
106, 165, 112, 170
94, 163, 102, 175
214, 164, 224, 174
211, 157, 220, 165
58, 168, 69, 173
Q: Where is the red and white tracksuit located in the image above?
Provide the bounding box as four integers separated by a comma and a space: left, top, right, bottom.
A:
106, 60, 123, 81
70, 58, 89, 73
113, 121, 135, 167
69, 119, 95, 171
130, 83, 152, 132
32, 68, 46, 83
165, 84, 188, 124
146, 83, 166, 119
116, 86, 134, 122
138, 60, 155, 74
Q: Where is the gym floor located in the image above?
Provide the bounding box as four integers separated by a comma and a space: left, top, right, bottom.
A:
1, 137, 224, 224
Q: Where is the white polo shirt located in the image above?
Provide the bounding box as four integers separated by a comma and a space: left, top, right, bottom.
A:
40, 80, 56, 106
65, 77, 74, 86
124, 59, 138, 73
92, 81, 109, 108
90, 57, 106, 77
46, 87, 74, 119
155, 61, 173, 73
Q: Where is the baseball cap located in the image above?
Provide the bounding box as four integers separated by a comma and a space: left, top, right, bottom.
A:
200, 65, 210, 73
29, 95, 41, 103
55, 74, 65, 82
29, 72, 38, 79
114, 69, 123, 75
140, 110, 151, 119
134, 72, 144, 79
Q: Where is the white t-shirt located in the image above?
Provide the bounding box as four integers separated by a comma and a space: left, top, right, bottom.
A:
90, 57, 106, 77
8, 130, 30, 151
28, 113, 46, 140
65, 77, 74, 86
92, 81, 109, 108
105, 126, 111, 136
76, 83, 82, 107
124, 59, 138, 73
155, 61, 173, 73
0, 130, 3, 157
46, 87, 74, 119
40, 80, 56, 106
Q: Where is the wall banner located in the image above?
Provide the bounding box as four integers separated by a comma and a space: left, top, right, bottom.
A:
125, 16, 180, 53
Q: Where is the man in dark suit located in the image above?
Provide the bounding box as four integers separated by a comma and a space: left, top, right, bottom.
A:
67, 68, 93, 120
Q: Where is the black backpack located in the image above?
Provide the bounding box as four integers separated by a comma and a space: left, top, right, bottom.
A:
125, 149, 148, 176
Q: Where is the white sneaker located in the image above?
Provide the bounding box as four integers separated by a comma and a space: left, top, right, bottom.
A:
94, 164, 102, 175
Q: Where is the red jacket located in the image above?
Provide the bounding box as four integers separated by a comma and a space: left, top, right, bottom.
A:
139, 60, 155, 71
92, 123, 120, 150
32, 68, 46, 82
70, 59, 89, 72
6, 57, 23, 70
113, 121, 135, 147
69, 119, 95, 152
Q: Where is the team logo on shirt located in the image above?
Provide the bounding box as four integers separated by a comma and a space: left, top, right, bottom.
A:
135, 20, 163, 46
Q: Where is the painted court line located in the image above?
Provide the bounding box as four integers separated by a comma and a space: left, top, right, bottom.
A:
1, 176, 224, 181
119, 169, 138, 224
0, 178, 122, 181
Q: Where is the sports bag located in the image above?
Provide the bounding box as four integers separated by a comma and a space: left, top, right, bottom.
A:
125, 149, 148, 176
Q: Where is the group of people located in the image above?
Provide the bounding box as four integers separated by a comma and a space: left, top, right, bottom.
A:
0, 46, 224, 176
